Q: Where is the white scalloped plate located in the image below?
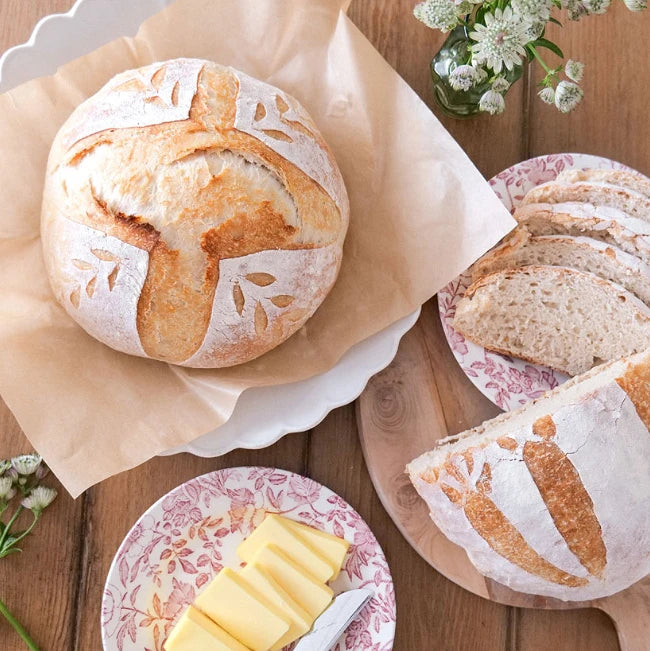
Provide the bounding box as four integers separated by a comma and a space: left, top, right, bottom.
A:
439, 153, 635, 411
0, 0, 420, 457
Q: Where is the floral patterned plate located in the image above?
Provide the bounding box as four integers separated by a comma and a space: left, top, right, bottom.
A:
102, 467, 395, 651
439, 153, 634, 411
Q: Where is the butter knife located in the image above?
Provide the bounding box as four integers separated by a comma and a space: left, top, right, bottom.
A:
293, 588, 374, 651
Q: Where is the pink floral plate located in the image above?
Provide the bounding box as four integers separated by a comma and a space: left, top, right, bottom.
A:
101, 467, 396, 651
439, 153, 635, 411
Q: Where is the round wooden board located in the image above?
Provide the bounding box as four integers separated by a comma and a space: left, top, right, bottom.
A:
357, 300, 650, 651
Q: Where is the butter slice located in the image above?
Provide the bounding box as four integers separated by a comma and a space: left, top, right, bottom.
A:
251, 543, 333, 620
240, 563, 313, 651
238, 513, 335, 583
164, 606, 250, 651
194, 568, 290, 651
281, 517, 350, 580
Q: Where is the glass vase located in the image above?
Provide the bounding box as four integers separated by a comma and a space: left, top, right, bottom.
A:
431, 25, 523, 118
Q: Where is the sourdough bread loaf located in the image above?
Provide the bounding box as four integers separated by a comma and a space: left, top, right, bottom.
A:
41, 58, 349, 367
407, 349, 650, 601
471, 229, 650, 305
453, 265, 650, 375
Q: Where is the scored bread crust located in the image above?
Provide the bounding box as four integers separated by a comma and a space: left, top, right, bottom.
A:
41, 59, 349, 367
514, 203, 650, 264
407, 349, 650, 601
471, 228, 650, 305
453, 265, 650, 376
521, 180, 650, 220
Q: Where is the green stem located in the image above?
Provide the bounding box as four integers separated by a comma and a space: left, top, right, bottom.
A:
528, 45, 552, 75
0, 506, 22, 549
9, 513, 39, 547
0, 595, 40, 651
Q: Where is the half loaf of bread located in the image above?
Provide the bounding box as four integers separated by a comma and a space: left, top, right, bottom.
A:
407, 348, 650, 601
555, 168, 650, 199
453, 266, 650, 375
471, 229, 650, 305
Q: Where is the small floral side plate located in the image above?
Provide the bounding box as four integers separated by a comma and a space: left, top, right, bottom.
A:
101, 467, 395, 651
439, 153, 634, 411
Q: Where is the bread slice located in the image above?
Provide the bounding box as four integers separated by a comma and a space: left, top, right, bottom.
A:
514, 202, 650, 264
556, 168, 650, 199
522, 180, 650, 220
453, 265, 650, 376
407, 348, 650, 601
471, 229, 650, 305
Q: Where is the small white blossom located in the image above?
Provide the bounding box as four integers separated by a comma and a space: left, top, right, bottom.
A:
0, 477, 15, 500
564, 0, 589, 19
524, 20, 546, 41
414, 0, 460, 32
472, 65, 489, 83
555, 80, 584, 112
0, 459, 11, 475
538, 86, 556, 104
21, 486, 57, 513
449, 64, 480, 90
11, 454, 42, 476
583, 0, 611, 12
565, 59, 585, 82
479, 89, 506, 114
511, 0, 553, 22
623, 0, 646, 9
470, 6, 530, 73
491, 76, 511, 93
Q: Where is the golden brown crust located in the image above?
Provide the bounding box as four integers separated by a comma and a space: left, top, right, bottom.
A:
524, 416, 606, 578
616, 354, 650, 430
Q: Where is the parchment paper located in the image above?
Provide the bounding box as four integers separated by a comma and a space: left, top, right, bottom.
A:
0, 0, 515, 497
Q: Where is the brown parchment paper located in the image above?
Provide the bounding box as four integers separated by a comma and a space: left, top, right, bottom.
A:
0, 0, 515, 497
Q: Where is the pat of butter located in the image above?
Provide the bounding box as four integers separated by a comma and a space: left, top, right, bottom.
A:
238, 514, 335, 583
194, 568, 290, 651
164, 606, 250, 651
251, 543, 333, 620
240, 563, 313, 651
280, 516, 350, 580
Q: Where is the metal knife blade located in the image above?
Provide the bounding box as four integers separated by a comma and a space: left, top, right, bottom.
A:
292, 588, 374, 651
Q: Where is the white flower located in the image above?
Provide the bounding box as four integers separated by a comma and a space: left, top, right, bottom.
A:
0, 477, 15, 500
479, 89, 506, 114
511, 0, 553, 22
449, 64, 480, 91
21, 486, 57, 513
470, 6, 530, 73
623, 0, 646, 9
524, 20, 546, 41
414, 0, 460, 32
555, 80, 584, 112
0, 459, 10, 475
11, 454, 42, 476
491, 76, 511, 93
538, 86, 556, 104
564, 0, 589, 19
583, 0, 611, 12
565, 59, 585, 82
472, 65, 488, 83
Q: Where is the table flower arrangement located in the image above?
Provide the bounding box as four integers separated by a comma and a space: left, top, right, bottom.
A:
414, 0, 647, 117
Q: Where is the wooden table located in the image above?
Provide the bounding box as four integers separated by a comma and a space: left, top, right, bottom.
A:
1, 1, 648, 649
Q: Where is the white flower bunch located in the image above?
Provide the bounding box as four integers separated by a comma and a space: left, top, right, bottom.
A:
1, 453, 57, 648
413, 0, 646, 115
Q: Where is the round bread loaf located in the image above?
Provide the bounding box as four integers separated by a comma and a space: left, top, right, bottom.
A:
41, 58, 349, 367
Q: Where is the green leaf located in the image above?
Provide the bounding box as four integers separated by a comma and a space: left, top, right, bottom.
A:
0, 547, 22, 558
548, 17, 563, 27
530, 38, 564, 59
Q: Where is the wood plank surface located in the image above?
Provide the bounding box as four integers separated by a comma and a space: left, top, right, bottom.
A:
0, 0, 646, 650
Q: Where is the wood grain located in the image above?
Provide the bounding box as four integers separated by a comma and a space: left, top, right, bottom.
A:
1, 0, 647, 650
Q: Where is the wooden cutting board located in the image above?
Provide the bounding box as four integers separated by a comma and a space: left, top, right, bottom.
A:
357, 300, 650, 651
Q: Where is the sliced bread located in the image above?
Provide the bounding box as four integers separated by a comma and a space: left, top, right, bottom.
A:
407, 348, 650, 601
452, 265, 650, 376
471, 229, 650, 305
556, 168, 650, 199
514, 202, 650, 264
521, 180, 650, 220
